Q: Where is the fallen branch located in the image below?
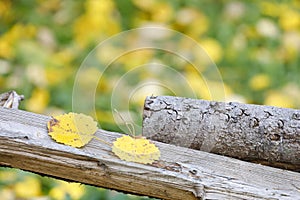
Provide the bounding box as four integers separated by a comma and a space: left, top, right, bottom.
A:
143, 96, 300, 171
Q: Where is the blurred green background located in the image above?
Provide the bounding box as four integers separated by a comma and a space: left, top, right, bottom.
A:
1, 0, 300, 199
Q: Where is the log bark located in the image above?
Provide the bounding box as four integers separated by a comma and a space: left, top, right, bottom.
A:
1, 108, 300, 199
143, 96, 300, 172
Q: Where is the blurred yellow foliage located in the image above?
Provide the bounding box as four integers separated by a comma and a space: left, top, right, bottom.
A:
73, 0, 120, 48
265, 91, 294, 108
186, 70, 231, 100
0, 1, 11, 18
0, 170, 17, 182
14, 177, 41, 198
96, 110, 115, 124
131, 84, 164, 106
76, 67, 102, 91
132, 0, 158, 11
260, 2, 282, 17
200, 38, 223, 63
1, 1, 300, 200
279, 9, 300, 31
49, 181, 84, 200
26, 65, 47, 86
121, 50, 153, 71
52, 50, 74, 66
176, 8, 209, 38
150, 2, 174, 23
37, 0, 60, 13
0, 188, 14, 200
249, 73, 271, 91
0, 39, 12, 59
25, 88, 50, 113
282, 32, 300, 60
45, 67, 72, 86
0, 23, 36, 59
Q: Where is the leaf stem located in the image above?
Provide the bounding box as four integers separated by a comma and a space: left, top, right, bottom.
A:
93, 136, 112, 146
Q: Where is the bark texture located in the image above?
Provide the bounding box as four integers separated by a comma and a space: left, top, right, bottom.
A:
143, 96, 300, 171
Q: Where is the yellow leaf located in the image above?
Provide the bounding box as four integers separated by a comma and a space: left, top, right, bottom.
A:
47, 112, 98, 147
112, 135, 160, 164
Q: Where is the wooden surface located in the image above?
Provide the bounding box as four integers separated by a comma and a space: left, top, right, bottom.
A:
143, 96, 300, 171
0, 107, 300, 200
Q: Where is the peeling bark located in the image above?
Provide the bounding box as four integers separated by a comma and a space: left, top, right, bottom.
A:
143, 96, 300, 171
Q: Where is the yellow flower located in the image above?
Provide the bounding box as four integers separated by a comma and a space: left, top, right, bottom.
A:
249, 74, 271, 91
49, 180, 84, 200
14, 177, 41, 198
25, 88, 50, 113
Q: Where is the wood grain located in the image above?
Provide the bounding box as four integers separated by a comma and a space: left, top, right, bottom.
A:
143, 96, 300, 171
1, 107, 300, 199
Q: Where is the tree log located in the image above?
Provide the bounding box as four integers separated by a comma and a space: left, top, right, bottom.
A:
143, 96, 300, 172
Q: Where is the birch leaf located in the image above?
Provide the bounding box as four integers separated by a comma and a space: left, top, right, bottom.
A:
47, 112, 98, 147
112, 135, 160, 164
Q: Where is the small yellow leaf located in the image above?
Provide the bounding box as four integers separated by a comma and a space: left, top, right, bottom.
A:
112, 135, 160, 164
47, 112, 98, 147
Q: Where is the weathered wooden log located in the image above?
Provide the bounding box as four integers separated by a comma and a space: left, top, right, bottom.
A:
1, 108, 300, 199
143, 96, 300, 171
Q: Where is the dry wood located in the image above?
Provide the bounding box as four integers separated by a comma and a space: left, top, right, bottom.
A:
0, 90, 24, 109
143, 96, 300, 172
0, 107, 300, 200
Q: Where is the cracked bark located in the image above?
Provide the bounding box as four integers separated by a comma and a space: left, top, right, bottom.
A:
143, 96, 300, 172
